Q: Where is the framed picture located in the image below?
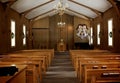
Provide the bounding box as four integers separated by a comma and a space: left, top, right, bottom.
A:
76, 24, 88, 39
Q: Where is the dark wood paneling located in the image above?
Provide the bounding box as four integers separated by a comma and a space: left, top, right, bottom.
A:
93, 7, 120, 52
0, 3, 30, 54
49, 14, 74, 50
32, 28, 49, 49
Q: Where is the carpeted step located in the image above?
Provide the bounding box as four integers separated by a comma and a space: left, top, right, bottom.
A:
42, 51, 79, 83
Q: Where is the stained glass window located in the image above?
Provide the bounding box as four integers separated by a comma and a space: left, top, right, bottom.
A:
90, 27, 93, 44
23, 24, 26, 45
108, 18, 113, 46
11, 20, 16, 47
97, 24, 100, 45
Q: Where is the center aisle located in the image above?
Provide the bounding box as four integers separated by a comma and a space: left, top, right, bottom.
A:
42, 51, 78, 83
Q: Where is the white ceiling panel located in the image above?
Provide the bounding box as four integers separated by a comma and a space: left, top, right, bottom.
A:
65, 10, 89, 20
34, 11, 57, 21
25, 1, 57, 19
9, 0, 112, 20
67, 1, 97, 18
11, 0, 51, 13
72, 0, 112, 12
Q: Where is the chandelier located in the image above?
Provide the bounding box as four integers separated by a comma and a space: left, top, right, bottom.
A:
57, 21, 66, 27
57, 14, 66, 27
54, 0, 69, 15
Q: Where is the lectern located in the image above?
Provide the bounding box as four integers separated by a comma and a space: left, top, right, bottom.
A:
57, 39, 66, 52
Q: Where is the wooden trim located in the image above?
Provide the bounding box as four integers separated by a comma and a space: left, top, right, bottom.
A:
0, 0, 16, 3
107, 0, 120, 19
0, 0, 17, 8
32, 28, 49, 29
9, 0, 16, 1
8, 1, 16, 6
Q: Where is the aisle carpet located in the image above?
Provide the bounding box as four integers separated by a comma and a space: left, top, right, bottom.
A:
42, 51, 79, 83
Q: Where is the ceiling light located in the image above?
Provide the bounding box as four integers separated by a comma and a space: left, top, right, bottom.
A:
57, 15, 66, 27
57, 22, 66, 27
54, 0, 69, 15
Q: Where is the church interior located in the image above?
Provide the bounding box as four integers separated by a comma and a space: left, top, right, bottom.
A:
0, 0, 120, 83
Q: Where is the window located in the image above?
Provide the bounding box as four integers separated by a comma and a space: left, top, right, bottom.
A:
108, 18, 113, 46
97, 24, 100, 45
11, 20, 16, 47
23, 24, 26, 45
90, 27, 93, 44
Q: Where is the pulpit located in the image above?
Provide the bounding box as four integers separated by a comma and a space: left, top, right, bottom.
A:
57, 39, 66, 52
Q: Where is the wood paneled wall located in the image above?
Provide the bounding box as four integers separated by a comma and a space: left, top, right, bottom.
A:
32, 17, 49, 28
32, 14, 74, 50
32, 14, 91, 50
32, 28, 49, 49
32, 17, 49, 49
1, 2, 120, 52
0, 3, 7, 53
0, 3, 31, 54
49, 14, 74, 50
93, 7, 120, 52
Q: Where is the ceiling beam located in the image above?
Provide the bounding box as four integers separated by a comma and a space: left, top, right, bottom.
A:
68, 0, 102, 16
0, 0, 17, 10
0, 0, 16, 3
67, 8, 92, 19
30, 9, 55, 20
9, 0, 16, 1
107, 0, 120, 19
7, 0, 17, 7
21, 0, 55, 16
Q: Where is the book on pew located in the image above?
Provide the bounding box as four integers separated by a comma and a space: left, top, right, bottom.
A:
0, 66, 18, 76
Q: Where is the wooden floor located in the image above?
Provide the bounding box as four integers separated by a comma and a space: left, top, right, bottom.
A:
42, 51, 79, 83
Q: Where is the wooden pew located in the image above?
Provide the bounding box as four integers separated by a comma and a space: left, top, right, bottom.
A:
17, 49, 55, 58
75, 56, 120, 71
0, 65, 27, 83
0, 49, 54, 83
0, 61, 42, 83
14, 49, 54, 63
69, 50, 120, 83
6, 50, 53, 72
11, 49, 54, 66
6, 54, 48, 74
70, 50, 111, 66
72, 54, 120, 74
70, 50, 119, 66
0, 55, 43, 83
77, 59, 120, 82
69, 49, 111, 59
83, 67, 120, 83
70, 50, 120, 71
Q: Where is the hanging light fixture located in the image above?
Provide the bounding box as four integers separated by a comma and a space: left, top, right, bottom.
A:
57, 21, 66, 27
57, 14, 66, 27
54, 0, 69, 15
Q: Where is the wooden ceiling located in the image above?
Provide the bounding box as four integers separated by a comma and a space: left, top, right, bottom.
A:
1, 0, 119, 20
